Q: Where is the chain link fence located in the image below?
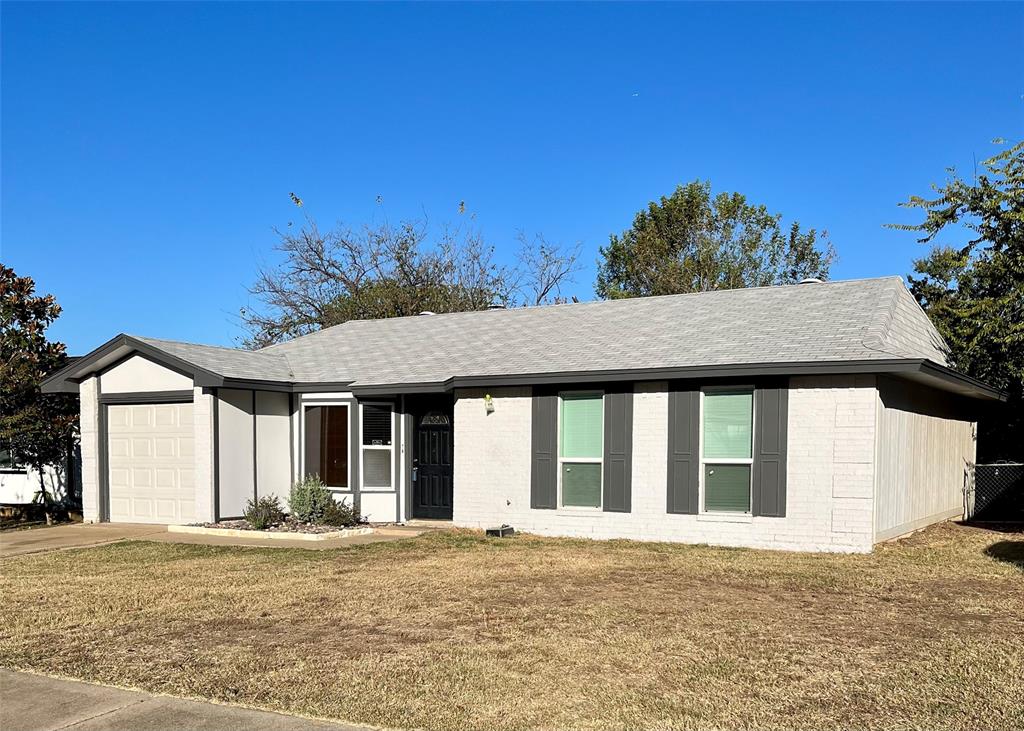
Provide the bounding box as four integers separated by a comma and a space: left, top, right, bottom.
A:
966, 463, 1024, 521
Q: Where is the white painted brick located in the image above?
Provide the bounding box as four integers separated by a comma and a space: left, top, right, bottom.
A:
833, 433, 874, 464
193, 387, 216, 523
833, 469, 874, 499
453, 376, 876, 553
79, 376, 101, 523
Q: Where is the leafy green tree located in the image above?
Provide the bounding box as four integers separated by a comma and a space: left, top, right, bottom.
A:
0, 265, 79, 510
892, 140, 1023, 461
596, 180, 836, 299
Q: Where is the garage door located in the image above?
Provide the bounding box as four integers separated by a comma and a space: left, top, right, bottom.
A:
107, 403, 195, 524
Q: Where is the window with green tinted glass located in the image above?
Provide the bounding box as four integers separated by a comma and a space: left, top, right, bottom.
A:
701, 389, 753, 513
562, 463, 602, 507
703, 390, 753, 459
704, 464, 752, 512
559, 393, 603, 508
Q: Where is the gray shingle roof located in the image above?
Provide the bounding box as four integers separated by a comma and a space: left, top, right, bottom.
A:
255, 275, 950, 388
133, 337, 295, 382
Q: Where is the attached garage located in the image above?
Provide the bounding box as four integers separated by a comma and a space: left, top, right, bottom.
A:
42, 336, 299, 526
106, 402, 196, 524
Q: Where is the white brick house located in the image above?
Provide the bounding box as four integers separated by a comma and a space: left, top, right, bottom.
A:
43, 277, 1000, 552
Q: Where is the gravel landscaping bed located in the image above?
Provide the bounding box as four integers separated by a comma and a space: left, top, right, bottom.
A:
194, 519, 361, 534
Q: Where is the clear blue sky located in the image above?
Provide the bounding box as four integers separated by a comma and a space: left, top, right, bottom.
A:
2, 2, 1021, 355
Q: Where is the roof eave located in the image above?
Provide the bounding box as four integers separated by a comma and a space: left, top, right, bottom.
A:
43, 339, 1004, 403
915, 361, 1006, 402
349, 359, 1006, 400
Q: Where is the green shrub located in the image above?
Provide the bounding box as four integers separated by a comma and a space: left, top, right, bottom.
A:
244, 495, 284, 530
320, 499, 361, 527
288, 476, 334, 523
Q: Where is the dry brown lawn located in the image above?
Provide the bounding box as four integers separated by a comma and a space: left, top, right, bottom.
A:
1, 522, 1022, 731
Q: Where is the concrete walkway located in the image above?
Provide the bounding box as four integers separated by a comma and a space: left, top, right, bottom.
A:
1, 522, 437, 558
0, 669, 368, 730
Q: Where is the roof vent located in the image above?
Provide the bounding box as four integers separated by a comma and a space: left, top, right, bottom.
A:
487, 303, 506, 310
419, 310, 436, 316
798, 277, 824, 284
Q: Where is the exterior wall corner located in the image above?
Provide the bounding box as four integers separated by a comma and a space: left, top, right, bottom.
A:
193, 386, 216, 523
79, 376, 101, 523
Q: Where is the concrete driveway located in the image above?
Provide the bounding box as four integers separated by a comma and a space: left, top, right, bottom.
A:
0, 523, 166, 558
0, 670, 366, 730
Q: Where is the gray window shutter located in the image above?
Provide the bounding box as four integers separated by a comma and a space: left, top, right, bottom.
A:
531, 388, 558, 509
603, 387, 633, 513
667, 386, 699, 514
752, 384, 788, 517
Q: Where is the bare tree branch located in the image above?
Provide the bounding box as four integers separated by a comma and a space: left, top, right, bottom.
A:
241, 212, 581, 347
514, 232, 584, 306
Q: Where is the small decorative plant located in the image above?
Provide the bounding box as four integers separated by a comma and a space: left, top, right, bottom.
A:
244, 495, 284, 530
320, 499, 361, 527
288, 476, 334, 523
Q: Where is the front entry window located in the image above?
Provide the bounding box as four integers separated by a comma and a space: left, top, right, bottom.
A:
361, 403, 393, 489
304, 405, 349, 488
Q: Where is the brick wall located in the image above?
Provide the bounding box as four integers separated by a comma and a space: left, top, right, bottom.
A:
193, 386, 216, 523
79, 376, 101, 523
452, 376, 876, 553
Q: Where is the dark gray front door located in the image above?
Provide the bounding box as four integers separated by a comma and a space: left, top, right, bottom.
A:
413, 404, 453, 519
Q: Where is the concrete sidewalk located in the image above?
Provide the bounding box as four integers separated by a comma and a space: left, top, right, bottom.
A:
0, 669, 368, 731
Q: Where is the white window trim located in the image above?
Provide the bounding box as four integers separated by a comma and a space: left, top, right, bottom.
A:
698, 386, 755, 516
359, 401, 395, 493
557, 390, 604, 511
300, 402, 352, 492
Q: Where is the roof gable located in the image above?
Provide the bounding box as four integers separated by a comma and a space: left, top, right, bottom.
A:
40, 334, 295, 393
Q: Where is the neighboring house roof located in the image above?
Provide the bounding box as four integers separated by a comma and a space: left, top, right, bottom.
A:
41, 276, 1004, 400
